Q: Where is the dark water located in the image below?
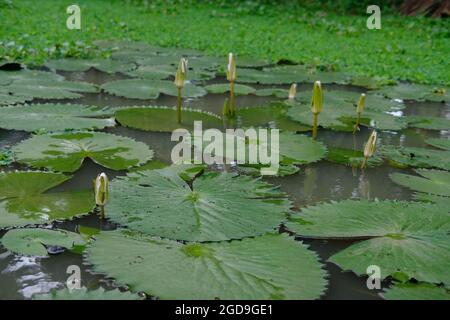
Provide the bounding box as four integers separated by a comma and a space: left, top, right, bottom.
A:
0, 69, 448, 300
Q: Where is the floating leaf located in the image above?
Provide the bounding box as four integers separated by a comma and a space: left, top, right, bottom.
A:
426, 138, 450, 151
413, 193, 450, 207
0, 92, 31, 106
106, 168, 290, 241
236, 57, 271, 68
254, 88, 290, 98
86, 230, 327, 299
115, 106, 222, 132
1, 228, 85, 257
381, 145, 450, 171
237, 163, 300, 177
376, 83, 449, 102
326, 147, 383, 167
382, 283, 450, 300
204, 83, 256, 95
13, 132, 154, 172
406, 116, 450, 131
33, 287, 143, 300
278, 132, 327, 165
0, 171, 92, 228
101, 79, 207, 99
45, 59, 135, 74
0, 104, 115, 132
0, 70, 64, 83
390, 169, 450, 197
287, 199, 450, 285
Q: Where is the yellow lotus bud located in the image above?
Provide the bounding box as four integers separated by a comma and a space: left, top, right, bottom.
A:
174, 58, 188, 89
288, 83, 297, 100
94, 172, 109, 206
364, 130, 377, 158
356, 93, 366, 114
226, 52, 236, 82
310, 81, 323, 114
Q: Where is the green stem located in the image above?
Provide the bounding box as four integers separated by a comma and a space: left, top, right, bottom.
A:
229, 81, 235, 116
177, 87, 182, 124
353, 112, 360, 134
312, 113, 318, 139
361, 156, 368, 169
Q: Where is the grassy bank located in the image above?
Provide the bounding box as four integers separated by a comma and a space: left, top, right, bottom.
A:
0, 0, 448, 85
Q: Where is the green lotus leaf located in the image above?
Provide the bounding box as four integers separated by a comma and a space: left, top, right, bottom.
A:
106, 167, 290, 241
381, 145, 450, 170
13, 131, 154, 172
236, 57, 271, 68
1, 228, 85, 257
86, 229, 327, 299
376, 83, 449, 102
406, 116, 450, 131
236, 66, 308, 84
426, 138, 450, 151
124, 64, 175, 80
45, 59, 136, 74
0, 171, 93, 228
413, 193, 450, 207
237, 163, 300, 177
115, 106, 222, 132
348, 75, 394, 90
254, 88, 290, 98
326, 147, 383, 168
0, 92, 32, 106
0, 103, 115, 132
33, 287, 143, 300
287, 199, 450, 285
235, 104, 310, 132
101, 79, 207, 99
0, 70, 64, 83
382, 283, 450, 300
390, 169, 450, 197
204, 83, 256, 95
131, 162, 206, 182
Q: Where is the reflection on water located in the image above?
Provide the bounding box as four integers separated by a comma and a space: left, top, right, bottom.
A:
0, 69, 449, 300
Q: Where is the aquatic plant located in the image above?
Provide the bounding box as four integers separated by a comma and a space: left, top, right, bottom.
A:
288, 83, 297, 100
310, 81, 323, 139
94, 172, 109, 218
352, 93, 365, 134
174, 58, 188, 123
361, 130, 377, 169
226, 53, 237, 116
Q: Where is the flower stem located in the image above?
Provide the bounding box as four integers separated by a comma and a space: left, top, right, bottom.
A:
229, 81, 235, 116
312, 113, 318, 139
361, 156, 368, 169
177, 87, 182, 124
353, 112, 361, 134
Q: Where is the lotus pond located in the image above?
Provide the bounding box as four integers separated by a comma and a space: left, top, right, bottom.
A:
0, 41, 449, 300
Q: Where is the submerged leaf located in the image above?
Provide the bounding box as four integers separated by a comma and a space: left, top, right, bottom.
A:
86, 230, 327, 299
1, 228, 85, 256
106, 167, 290, 241
13, 132, 154, 172
287, 199, 450, 285
0, 171, 93, 228
0, 103, 115, 132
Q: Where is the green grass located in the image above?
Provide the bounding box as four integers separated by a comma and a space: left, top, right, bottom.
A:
1, 0, 449, 85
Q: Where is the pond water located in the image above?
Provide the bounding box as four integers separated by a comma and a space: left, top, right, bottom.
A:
0, 69, 448, 300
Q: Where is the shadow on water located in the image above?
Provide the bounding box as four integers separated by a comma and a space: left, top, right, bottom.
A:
1, 69, 449, 299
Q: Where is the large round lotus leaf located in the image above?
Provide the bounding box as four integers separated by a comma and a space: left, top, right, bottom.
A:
13, 132, 154, 173
0, 70, 64, 83
348, 75, 393, 90
204, 83, 256, 95
0, 171, 93, 228
236, 67, 307, 85
1, 228, 85, 257
86, 229, 327, 299
115, 106, 222, 132
390, 169, 450, 197
106, 168, 290, 241
237, 163, 300, 177
0, 104, 115, 132
382, 283, 450, 300
406, 116, 450, 131
381, 145, 450, 171
33, 287, 143, 300
0, 92, 31, 106
278, 133, 327, 165
235, 104, 310, 132
254, 88, 290, 98
376, 83, 449, 102
413, 193, 450, 207
326, 147, 383, 168
45, 59, 136, 74
237, 57, 271, 68
287, 199, 450, 285
124, 64, 174, 80
101, 79, 207, 99
426, 138, 450, 151
0, 78, 98, 100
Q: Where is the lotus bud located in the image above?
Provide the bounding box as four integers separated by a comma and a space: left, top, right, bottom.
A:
288, 83, 297, 100
226, 52, 236, 82
362, 130, 377, 169
94, 172, 109, 207
310, 81, 323, 115
174, 58, 188, 89
356, 93, 366, 114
